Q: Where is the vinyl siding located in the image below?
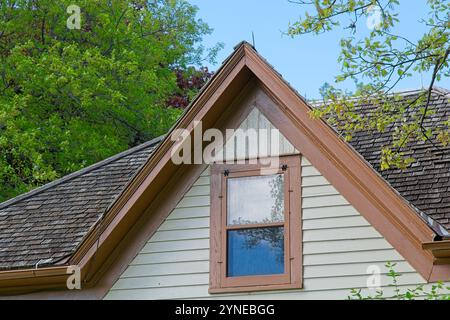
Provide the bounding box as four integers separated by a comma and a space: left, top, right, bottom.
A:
105, 158, 433, 300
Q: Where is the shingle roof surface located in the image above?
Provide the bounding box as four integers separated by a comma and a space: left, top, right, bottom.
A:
0, 138, 161, 270
346, 88, 450, 231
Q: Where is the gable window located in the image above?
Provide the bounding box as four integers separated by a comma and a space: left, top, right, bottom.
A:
209, 155, 302, 293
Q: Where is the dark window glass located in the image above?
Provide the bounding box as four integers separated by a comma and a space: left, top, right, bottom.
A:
227, 227, 284, 277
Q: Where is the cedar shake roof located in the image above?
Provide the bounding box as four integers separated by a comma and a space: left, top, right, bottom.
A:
0, 137, 162, 270
347, 88, 450, 234
0, 87, 449, 269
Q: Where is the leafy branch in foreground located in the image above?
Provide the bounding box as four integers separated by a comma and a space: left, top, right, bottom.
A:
348, 262, 450, 300
288, 0, 450, 169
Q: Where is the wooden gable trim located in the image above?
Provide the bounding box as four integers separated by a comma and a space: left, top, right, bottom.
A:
0, 68, 259, 298
67, 47, 249, 271
250, 87, 444, 281
241, 44, 449, 281
2, 42, 449, 297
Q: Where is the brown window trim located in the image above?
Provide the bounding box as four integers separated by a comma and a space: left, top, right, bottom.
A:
209, 155, 302, 294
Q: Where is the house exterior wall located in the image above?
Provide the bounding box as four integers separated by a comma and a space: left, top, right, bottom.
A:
104, 107, 431, 300
105, 159, 430, 299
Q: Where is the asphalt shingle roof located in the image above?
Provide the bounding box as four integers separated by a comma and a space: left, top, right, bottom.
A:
0, 88, 449, 271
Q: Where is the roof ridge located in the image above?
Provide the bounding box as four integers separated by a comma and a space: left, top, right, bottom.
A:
307, 87, 450, 105
0, 135, 164, 211
431, 86, 450, 97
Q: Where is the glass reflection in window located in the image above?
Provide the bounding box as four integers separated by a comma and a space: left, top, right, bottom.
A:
227, 174, 284, 225
227, 227, 284, 277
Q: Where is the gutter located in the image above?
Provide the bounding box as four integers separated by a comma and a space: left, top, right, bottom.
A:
0, 265, 73, 295
0, 265, 69, 280
422, 240, 450, 265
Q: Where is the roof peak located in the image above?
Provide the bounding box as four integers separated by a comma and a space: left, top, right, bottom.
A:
233, 40, 256, 51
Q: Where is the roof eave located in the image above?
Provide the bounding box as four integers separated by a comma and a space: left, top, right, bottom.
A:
0, 265, 71, 295
423, 240, 450, 265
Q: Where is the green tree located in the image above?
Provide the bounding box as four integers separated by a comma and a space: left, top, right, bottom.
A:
0, 0, 220, 201
287, 0, 449, 169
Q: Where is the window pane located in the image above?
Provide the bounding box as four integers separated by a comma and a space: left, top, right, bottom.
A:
227, 174, 284, 225
227, 227, 284, 277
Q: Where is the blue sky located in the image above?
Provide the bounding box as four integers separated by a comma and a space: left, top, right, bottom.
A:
190, 0, 450, 99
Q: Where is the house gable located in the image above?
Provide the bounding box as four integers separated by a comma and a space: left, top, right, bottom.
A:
3, 42, 450, 298
104, 83, 448, 299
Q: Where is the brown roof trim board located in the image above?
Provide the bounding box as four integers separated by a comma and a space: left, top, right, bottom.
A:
68, 43, 250, 276
1, 41, 449, 297
0, 40, 251, 297
243, 47, 448, 281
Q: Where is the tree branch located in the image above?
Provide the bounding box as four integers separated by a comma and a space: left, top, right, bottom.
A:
419, 48, 450, 129
417, 48, 450, 146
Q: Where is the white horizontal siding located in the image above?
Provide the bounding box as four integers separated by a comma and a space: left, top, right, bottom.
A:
131, 249, 209, 265
169, 207, 209, 220
176, 195, 209, 208
141, 239, 209, 253
303, 238, 391, 254
106, 284, 433, 300
149, 228, 209, 242
303, 205, 360, 219
158, 217, 210, 231
109, 272, 426, 296
120, 261, 209, 278
303, 226, 382, 242
105, 112, 441, 299
303, 216, 370, 230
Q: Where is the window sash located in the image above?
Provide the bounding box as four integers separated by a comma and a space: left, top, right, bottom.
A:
226, 226, 285, 277
226, 173, 285, 226
209, 155, 302, 292
221, 168, 290, 286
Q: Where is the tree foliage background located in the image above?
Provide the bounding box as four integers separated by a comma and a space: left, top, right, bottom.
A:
288, 0, 449, 170
0, 0, 220, 201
